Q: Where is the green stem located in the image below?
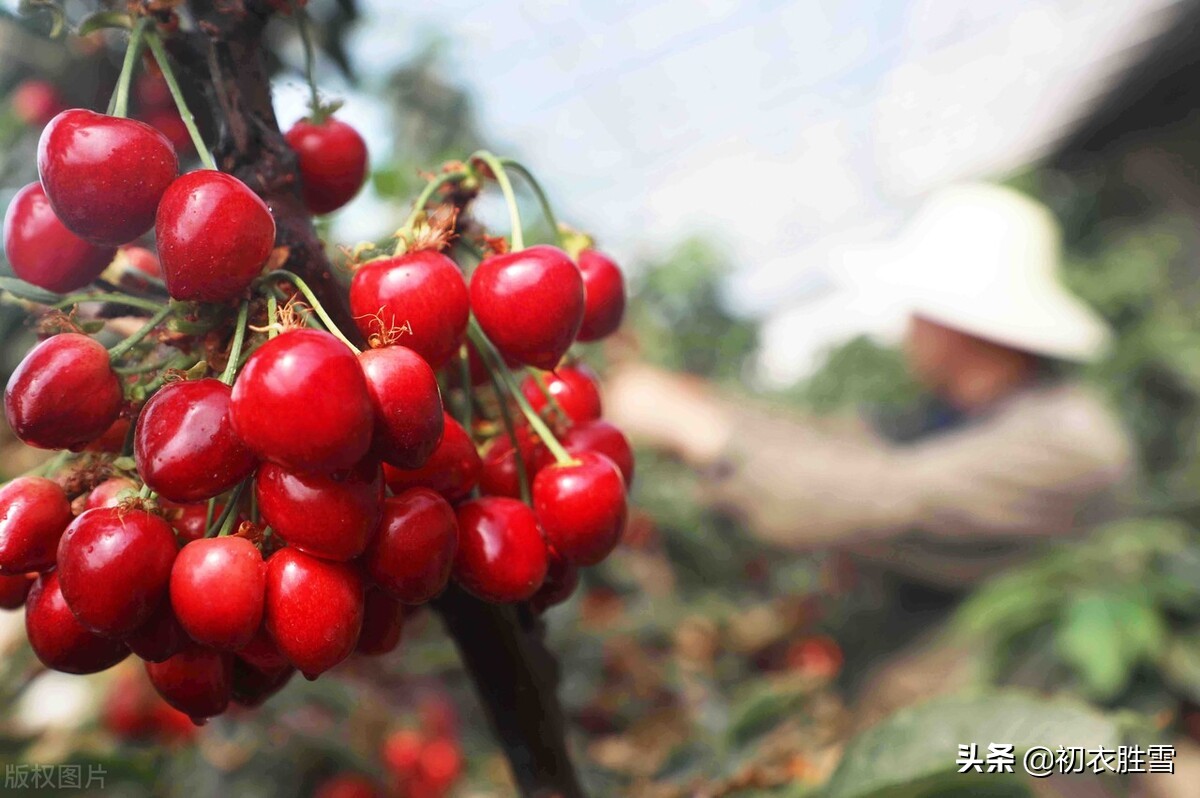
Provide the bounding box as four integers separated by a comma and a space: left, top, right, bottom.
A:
526, 367, 571, 425
470, 151, 524, 251
54, 293, 166, 313
19, 451, 71, 481
290, 0, 321, 114
395, 169, 473, 252
266, 293, 278, 339
109, 18, 149, 118
107, 304, 174, 362
209, 481, 248, 538
143, 31, 216, 170
204, 497, 216, 532
220, 301, 250, 384
257, 270, 361, 352
137, 482, 153, 500
457, 344, 473, 435
500, 158, 560, 245
487, 364, 532, 504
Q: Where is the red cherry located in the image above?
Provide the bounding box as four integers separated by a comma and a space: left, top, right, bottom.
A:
470, 245, 584, 370
575, 249, 626, 341
561, 420, 635, 486
520, 365, 602, 423
313, 773, 383, 798
356, 588, 405, 656
533, 452, 627, 566
134, 72, 172, 111
264, 547, 364, 678
38, 109, 178, 245
383, 729, 424, 776
142, 109, 194, 156
145, 644, 233, 724
11, 79, 64, 126
231, 329, 374, 472
479, 429, 551, 499
170, 536, 265, 650
235, 624, 291, 677
159, 500, 215, 543
0, 476, 72, 574
531, 546, 580, 614
257, 458, 383, 561
417, 738, 463, 793
81, 416, 132, 454
25, 572, 128, 674
119, 245, 162, 278
453, 498, 547, 603
349, 250, 469, 368
125, 600, 189, 663
101, 668, 155, 739
363, 488, 458, 604
2, 182, 115, 292
85, 477, 138, 510
156, 170, 276, 301
359, 346, 444, 469
785, 635, 844, 679
231, 658, 295, 708
0, 573, 35, 609
56, 507, 178, 638
382, 414, 481, 503
135, 379, 257, 503
285, 116, 369, 215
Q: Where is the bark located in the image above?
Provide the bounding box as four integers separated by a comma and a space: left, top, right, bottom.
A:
175, 3, 584, 795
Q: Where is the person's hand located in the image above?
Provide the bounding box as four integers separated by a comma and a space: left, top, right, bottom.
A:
604, 362, 732, 465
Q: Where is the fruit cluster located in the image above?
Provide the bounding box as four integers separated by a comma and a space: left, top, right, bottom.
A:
0, 20, 633, 730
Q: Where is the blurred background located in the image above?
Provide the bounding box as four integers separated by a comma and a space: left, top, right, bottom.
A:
6, 0, 1200, 796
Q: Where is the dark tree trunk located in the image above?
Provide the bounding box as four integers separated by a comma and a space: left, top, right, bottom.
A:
173, 3, 585, 796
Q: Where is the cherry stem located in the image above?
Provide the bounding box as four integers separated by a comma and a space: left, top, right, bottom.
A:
395, 168, 472, 252
53, 293, 166, 313
220, 300, 250, 384
470, 151, 524, 251
109, 18, 149, 119
19, 451, 71, 481
456, 345, 473, 435
143, 30, 217, 170
210, 481, 248, 538
487, 364, 532, 504
107, 304, 174, 362
137, 482, 153, 500
500, 158, 561, 245
525, 368, 571, 425
257, 270, 361, 352
204, 497, 216, 531
266, 294, 278, 339
289, 0, 322, 116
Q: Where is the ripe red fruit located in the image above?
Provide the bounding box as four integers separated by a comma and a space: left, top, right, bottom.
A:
11, 79, 64, 126
82, 417, 131, 454
0, 573, 35, 609
160, 500, 215, 543
38, 109, 178, 245
136, 379, 257, 503
356, 588, 405, 655
285, 116, 369, 215
142, 109, 193, 156
520, 365, 603, 423
531, 547, 580, 614
119, 245, 162, 279
575, 249, 626, 341
235, 624, 291, 677
383, 414, 481, 503
145, 644, 234, 724
156, 170, 276, 301
85, 477, 138, 510
264, 547, 364, 678
257, 458, 383, 561
418, 738, 464, 793
170, 536, 265, 650
533, 452, 627, 566
125, 600, 189, 663
25, 572, 128, 674
231, 658, 295, 708
3, 182, 115, 292
383, 729, 424, 776
363, 488, 458, 604
231, 329, 374, 472
5, 333, 123, 450
561, 420, 635, 487
470, 245, 584, 370
479, 430, 551, 499
0, 476, 72, 574
359, 346, 445, 469
313, 773, 383, 798
349, 250, 470, 368
454, 498, 548, 603
56, 507, 178, 638
785, 635, 843, 679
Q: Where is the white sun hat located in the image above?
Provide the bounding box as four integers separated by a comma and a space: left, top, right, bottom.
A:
844, 183, 1113, 363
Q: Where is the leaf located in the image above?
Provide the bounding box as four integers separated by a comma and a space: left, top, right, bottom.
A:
1161, 635, 1200, 703
1054, 594, 1129, 701
822, 692, 1120, 798
727, 683, 809, 751
0, 276, 66, 306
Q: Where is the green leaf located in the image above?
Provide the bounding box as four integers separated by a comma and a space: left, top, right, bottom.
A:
727, 684, 809, 751
1054, 594, 1129, 700
822, 692, 1120, 798
0, 276, 66, 305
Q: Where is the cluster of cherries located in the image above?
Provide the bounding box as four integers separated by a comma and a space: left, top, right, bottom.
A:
0, 44, 632, 728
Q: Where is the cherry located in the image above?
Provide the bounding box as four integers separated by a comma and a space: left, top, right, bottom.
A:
0, 573, 35, 610
264, 547, 364, 678
520, 364, 602, 423
25, 572, 129, 674
170, 536, 265, 650
38, 109, 178, 245
561, 420, 635, 486
383, 729, 425, 778
530, 546, 580, 614
5, 333, 123, 450
81, 417, 132, 454
359, 345, 444, 469
257, 458, 383, 561
314, 774, 383, 798
383, 413, 481, 503
156, 170, 276, 302
102, 667, 196, 744
453, 498, 547, 603
419, 738, 464, 792
2, 182, 115, 292
142, 109, 194, 157
349, 250, 470, 368
285, 116, 369, 215
125, 600, 189, 663
159, 500, 216, 543
231, 658, 295, 708
470, 245, 584, 370
56, 506, 178, 638
119, 245, 162, 278
135, 72, 173, 111
85, 477, 138, 510
136, 378, 257, 503
479, 429, 551, 499
785, 635, 844, 679
575, 248, 626, 341
231, 329, 374, 472
0, 476, 72, 575
235, 624, 291, 678
533, 452, 627, 566
363, 488, 458, 604
356, 588, 405, 655
11, 79, 64, 126
145, 644, 234, 724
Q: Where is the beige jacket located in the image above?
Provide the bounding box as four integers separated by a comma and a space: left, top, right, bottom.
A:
704, 383, 1133, 588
